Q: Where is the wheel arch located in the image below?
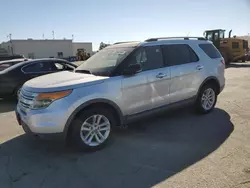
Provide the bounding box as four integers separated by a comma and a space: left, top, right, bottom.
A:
197, 77, 221, 97
63, 99, 124, 138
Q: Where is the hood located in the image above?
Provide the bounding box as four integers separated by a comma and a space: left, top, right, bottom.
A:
23, 71, 107, 92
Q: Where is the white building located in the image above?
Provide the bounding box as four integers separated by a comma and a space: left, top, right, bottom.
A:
1, 39, 93, 59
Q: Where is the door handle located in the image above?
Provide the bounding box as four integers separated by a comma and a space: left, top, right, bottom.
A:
156, 73, 167, 78
196, 65, 204, 70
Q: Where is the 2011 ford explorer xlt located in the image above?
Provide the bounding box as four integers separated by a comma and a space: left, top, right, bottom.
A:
16, 37, 225, 151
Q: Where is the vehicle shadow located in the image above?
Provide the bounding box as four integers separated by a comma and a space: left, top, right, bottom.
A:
226, 62, 250, 69
0, 108, 233, 188
0, 98, 16, 113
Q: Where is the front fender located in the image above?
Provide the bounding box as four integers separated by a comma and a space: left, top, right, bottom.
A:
63, 98, 123, 138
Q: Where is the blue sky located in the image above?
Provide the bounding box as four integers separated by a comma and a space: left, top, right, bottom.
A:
1, 0, 250, 50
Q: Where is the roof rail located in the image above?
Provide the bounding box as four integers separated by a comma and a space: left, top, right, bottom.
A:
145, 37, 206, 42
113, 41, 140, 45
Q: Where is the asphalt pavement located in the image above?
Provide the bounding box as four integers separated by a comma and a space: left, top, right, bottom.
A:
0, 62, 250, 188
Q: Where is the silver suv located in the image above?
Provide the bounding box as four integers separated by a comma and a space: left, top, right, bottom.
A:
16, 37, 225, 151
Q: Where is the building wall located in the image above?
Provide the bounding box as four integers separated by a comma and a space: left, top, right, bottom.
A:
72, 42, 93, 56
2, 39, 73, 59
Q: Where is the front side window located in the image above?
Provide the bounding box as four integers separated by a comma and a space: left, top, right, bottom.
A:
54, 63, 64, 70
162, 44, 199, 66
130, 46, 164, 71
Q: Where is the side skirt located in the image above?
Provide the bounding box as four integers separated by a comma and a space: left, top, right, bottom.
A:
124, 97, 196, 124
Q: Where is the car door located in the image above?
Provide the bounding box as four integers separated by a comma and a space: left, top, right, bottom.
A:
161, 44, 203, 104
121, 45, 170, 115
22, 60, 54, 80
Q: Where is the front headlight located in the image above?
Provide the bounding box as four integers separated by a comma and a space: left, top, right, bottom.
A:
31, 89, 72, 109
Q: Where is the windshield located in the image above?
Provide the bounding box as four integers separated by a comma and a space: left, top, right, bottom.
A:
76, 47, 134, 76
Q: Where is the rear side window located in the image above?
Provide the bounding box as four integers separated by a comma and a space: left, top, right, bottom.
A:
199, 43, 222, 59
22, 61, 53, 73
162, 44, 199, 66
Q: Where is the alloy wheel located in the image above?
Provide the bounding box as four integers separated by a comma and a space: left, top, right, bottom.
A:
201, 88, 215, 111
80, 114, 111, 147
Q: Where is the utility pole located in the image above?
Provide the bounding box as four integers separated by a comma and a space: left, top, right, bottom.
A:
52, 31, 55, 39
72, 34, 74, 41
7, 33, 12, 41
7, 33, 13, 55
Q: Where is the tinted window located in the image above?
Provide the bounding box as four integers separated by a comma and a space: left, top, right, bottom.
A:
162, 44, 199, 66
232, 42, 239, 49
23, 61, 53, 73
49, 61, 65, 71
132, 46, 164, 71
199, 43, 222, 59
55, 63, 64, 70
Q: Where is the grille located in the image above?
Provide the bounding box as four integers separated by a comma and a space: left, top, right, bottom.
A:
19, 89, 37, 109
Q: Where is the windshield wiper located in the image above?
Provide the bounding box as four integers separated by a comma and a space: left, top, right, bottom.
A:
75, 69, 92, 74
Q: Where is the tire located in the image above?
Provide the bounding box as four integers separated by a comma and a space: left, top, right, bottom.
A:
242, 57, 246, 62
195, 84, 217, 114
70, 107, 116, 151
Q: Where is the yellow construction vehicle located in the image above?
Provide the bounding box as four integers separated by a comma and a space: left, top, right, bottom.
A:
204, 29, 248, 64
76, 48, 90, 61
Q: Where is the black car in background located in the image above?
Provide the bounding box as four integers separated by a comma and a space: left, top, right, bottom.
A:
0, 58, 77, 98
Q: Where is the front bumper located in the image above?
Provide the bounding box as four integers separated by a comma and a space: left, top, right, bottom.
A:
16, 112, 64, 139
15, 100, 72, 135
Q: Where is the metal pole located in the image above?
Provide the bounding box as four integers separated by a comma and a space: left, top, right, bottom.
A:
9, 34, 13, 55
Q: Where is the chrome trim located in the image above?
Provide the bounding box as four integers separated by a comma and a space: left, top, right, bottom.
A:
18, 89, 37, 109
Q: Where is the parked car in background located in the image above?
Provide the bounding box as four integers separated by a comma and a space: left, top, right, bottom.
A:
16, 37, 225, 151
0, 58, 77, 98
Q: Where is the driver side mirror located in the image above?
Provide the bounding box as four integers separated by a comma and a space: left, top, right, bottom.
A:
123, 63, 142, 75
